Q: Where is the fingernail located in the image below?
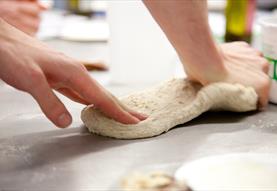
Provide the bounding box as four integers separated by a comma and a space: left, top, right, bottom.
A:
133, 117, 141, 124
58, 113, 72, 128
139, 113, 148, 119
134, 112, 148, 121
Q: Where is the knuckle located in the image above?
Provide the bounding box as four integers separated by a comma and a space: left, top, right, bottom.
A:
74, 63, 87, 73
26, 68, 44, 88
260, 58, 269, 69
93, 98, 107, 109
63, 57, 86, 72
78, 63, 87, 72
263, 62, 269, 69
256, 50, 263, 56
30, 69, 43, 81
264, 64, 269, 73
236, 41, 249, 46
65, 63, 87, 82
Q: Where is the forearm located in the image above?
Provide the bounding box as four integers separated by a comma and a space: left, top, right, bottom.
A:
144, 0, 226, 83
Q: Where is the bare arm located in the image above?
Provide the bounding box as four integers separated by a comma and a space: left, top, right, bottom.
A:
144, 0, 224, 84
144, 0, 270, 108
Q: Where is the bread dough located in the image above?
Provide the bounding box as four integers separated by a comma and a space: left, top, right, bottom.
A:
81, 78, 257, 139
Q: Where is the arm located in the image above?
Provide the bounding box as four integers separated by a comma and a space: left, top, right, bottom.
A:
144, 0, 224, 84
0, 19, 146, 128
144, 0, 270, 108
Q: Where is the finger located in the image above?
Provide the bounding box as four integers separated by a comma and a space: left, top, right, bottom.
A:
37, 2, 48, 10
11, 15, 40, 35
68, 68, 141, 124
236, 41, 249, 47
128, 109, 148, 120
56, 87, 90, 105
111, 94, 148, 120
29, 74, 72, 128
255, 50, 263, 56
260, 58, 269, 73
14, 24, 38, 36
23, 17, 40, 35
250, 57, 270, 73
237, 41, 250, 47
242, 48, 262, 56
1, 17, 37, 36
18, 1, 41, 17
18, 0, 48, 10
257, 75, 270, 110
42, 57, 142, 124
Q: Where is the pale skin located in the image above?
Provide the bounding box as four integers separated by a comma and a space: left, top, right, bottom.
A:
0, 19, 147, 128
0, 0, 270, 128
144, 0, 270, 108
0, 0, 45, 36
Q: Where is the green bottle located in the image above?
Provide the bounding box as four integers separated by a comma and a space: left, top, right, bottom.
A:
225, 0, 256, 43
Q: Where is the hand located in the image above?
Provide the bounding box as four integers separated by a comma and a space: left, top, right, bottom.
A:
186, 42, 270, 109
0, 19, 147, 128
0, 0, 46, 36
144, 1, 270, 109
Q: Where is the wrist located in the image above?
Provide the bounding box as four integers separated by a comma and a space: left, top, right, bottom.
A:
180, 43, 227, 85
202, 45, 227, 84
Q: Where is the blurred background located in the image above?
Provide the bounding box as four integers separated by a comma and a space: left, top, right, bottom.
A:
1, 0, 277, 86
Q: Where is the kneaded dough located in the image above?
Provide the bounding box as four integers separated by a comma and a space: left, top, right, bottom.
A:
81, 78, 257, 139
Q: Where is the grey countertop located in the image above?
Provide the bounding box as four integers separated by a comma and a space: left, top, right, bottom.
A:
1, 40, 277, 191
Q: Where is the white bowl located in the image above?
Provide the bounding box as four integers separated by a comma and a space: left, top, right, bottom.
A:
175, 153, 277, 191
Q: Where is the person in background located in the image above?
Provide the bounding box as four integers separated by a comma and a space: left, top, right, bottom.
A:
0, 0, 46, 36
0, 0, 270, 128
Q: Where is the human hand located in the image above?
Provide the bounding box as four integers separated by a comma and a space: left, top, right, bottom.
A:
0, 0, 46, 36
0, 19, 147, 128
186, 42, 270, 109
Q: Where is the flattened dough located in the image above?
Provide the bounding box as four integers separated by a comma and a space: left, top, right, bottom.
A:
81, 78, 257, 139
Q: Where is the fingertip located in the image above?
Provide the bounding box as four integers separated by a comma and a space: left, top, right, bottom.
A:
117, 110, 143, 124
257, 101, 267, 111
257, 76, 271, 110
257, 92, 269, 111
130, 116, 141, 124
57, 113, 72, 128
38, 3, 48, 10
129, 111, 148, 121
138, 113, 148, 120
98, 105, 141, 125
116, 112, 141, 124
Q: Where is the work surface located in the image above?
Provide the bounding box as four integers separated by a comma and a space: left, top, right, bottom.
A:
1, 81, 277, 190
1, 41, 277, 191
